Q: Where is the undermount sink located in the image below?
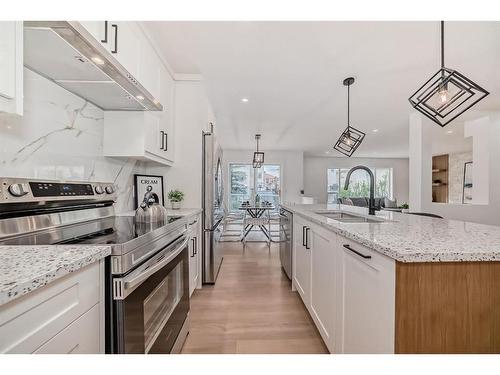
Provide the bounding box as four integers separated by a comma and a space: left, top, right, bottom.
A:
314, 210, 386, 223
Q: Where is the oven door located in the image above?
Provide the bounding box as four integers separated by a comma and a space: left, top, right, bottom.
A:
112, 235, 190, 354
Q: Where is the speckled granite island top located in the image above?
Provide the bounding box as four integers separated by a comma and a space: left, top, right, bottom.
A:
281, 203, 500, 263
0, 245, 111, 306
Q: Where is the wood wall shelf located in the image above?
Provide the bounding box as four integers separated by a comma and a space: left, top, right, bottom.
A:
432, 154, 449, 203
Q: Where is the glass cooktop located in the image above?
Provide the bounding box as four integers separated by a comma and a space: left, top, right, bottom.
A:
0, 215, 182, 246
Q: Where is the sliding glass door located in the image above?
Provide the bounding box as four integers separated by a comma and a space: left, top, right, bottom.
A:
229, 163, 281, 211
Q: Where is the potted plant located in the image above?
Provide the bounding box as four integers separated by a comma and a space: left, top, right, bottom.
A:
400, 203, 409, 213
168, 189, 184, 210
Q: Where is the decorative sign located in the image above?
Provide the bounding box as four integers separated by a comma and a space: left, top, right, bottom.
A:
134, 174, 164, 209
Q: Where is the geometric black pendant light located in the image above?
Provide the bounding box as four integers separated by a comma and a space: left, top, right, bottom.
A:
252, 134, 264, 168
333, 77, 366, 157
408, 21, 489, 127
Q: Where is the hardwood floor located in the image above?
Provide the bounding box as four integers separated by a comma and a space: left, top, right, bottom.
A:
181, 241, 328, 354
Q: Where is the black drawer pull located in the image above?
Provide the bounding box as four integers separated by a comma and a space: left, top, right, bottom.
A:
343, 244, 371, 259
190, 238, 195, 257
101, 21, 108, 43
111, 24, 118, 54
305, 227, 311, 250
302, 226, 307, 247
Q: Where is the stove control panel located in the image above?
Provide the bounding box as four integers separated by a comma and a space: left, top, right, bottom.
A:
0, 178, 117, 203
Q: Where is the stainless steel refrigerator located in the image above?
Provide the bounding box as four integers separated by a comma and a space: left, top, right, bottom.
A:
202, 124, 225, 284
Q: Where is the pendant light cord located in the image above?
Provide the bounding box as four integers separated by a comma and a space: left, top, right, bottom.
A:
441, 20, 444, 69
347, 83, 350, 127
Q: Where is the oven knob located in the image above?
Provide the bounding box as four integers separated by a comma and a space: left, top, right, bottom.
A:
8, 183, 29, 197
94, 185, 104, 194
105, 186, 115, 194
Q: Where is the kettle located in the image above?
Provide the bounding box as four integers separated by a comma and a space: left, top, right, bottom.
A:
135, 186, 168, 235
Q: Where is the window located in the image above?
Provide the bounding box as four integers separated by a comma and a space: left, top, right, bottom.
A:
327, 168, 393, 203
229, 164, 281, 211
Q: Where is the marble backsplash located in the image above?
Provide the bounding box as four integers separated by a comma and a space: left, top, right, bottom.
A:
0, 68, 146, 213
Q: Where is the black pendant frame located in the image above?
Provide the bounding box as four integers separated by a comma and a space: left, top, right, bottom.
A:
408, 21, 489, 127
334, 125, 366, 157
252, 134, 264, 168
333, 77, 365, 157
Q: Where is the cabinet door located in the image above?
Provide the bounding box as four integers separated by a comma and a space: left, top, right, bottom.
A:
309, 224, 336, 352
0, 21, 22, 115
337, 238, 395, 353
111, 21, 140, 79
138, 40, 161, 101
33, 304, 101, 354
79, 21, 108, 47
158, 63, 175, 162
292, 217, 311, 305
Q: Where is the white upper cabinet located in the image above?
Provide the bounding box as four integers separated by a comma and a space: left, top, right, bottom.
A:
79, 21, 140, 80
137, 40, 161, 101
0, 21, 23, 115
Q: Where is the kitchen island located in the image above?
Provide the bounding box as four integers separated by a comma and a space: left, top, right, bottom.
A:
281, 203, 500, 354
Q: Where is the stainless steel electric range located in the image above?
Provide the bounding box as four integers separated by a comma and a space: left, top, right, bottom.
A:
0, 177, 190, 354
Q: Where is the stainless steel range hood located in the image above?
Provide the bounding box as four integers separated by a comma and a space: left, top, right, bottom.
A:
24, 21, 162, 111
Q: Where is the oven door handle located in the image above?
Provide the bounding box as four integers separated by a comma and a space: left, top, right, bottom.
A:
123, 236, 189, 292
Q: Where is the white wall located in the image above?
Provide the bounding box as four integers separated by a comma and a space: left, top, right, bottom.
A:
146, 80, 213, 209
222, 149, 304, 206
303, 156, 410, 204
409, 112, 500, 225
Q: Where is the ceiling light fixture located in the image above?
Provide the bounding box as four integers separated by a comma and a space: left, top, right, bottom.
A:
446, 130, 453, 134
252, 134, 264, 168
333, 77, 365, 157
241, 98, 249, 103
372, 129, 379, 133
408, 21, 489, 127
91, 56, 105, 65
136, 95, 145, 101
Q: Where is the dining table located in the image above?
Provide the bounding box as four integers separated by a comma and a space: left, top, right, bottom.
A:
239, 203, 275, 241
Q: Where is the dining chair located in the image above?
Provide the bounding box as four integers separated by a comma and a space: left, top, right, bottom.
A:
241, 209, 271, 250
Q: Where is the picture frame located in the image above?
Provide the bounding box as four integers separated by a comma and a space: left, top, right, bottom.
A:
133, 174, 165, 209
462, 162, 473, 204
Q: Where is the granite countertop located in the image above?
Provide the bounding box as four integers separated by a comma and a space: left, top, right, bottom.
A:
0, 245, 111, 306
117, 208, 202, 218
281, 203, 500, 263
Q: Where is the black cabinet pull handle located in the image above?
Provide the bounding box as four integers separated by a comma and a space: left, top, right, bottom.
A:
194, 236, 197, 254
302, 226, 306, 247
191, 238, 195, 257
343, 244, 371, 259
101, 21, 108, 43
305, 227, 311, 250
111, 24, 118, 53
160, 131, 165, 150
164, 132, 168, 151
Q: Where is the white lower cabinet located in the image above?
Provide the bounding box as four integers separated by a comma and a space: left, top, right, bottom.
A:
292, 214, 396, 354
188, 214, 202, 296
293, 216, 311, 305
0, 261, 104, 354
336, 238, 395, 353
309, 224, 337, 352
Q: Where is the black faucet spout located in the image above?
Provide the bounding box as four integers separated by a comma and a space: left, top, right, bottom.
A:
344, 165, 376, 215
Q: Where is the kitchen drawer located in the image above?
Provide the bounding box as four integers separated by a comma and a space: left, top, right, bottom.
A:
339, 237, 394, 272
0, 262, 101, 353
33, 303, 100, 354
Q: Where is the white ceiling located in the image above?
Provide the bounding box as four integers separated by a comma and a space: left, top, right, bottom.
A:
142, 21, 500, 157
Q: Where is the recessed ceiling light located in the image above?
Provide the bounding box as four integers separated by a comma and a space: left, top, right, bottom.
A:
91, 56, 105, 65
446, 130, 453, 134
372, 129, 379, 133
136, 95, 145, 101
241, 98, 249, 103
